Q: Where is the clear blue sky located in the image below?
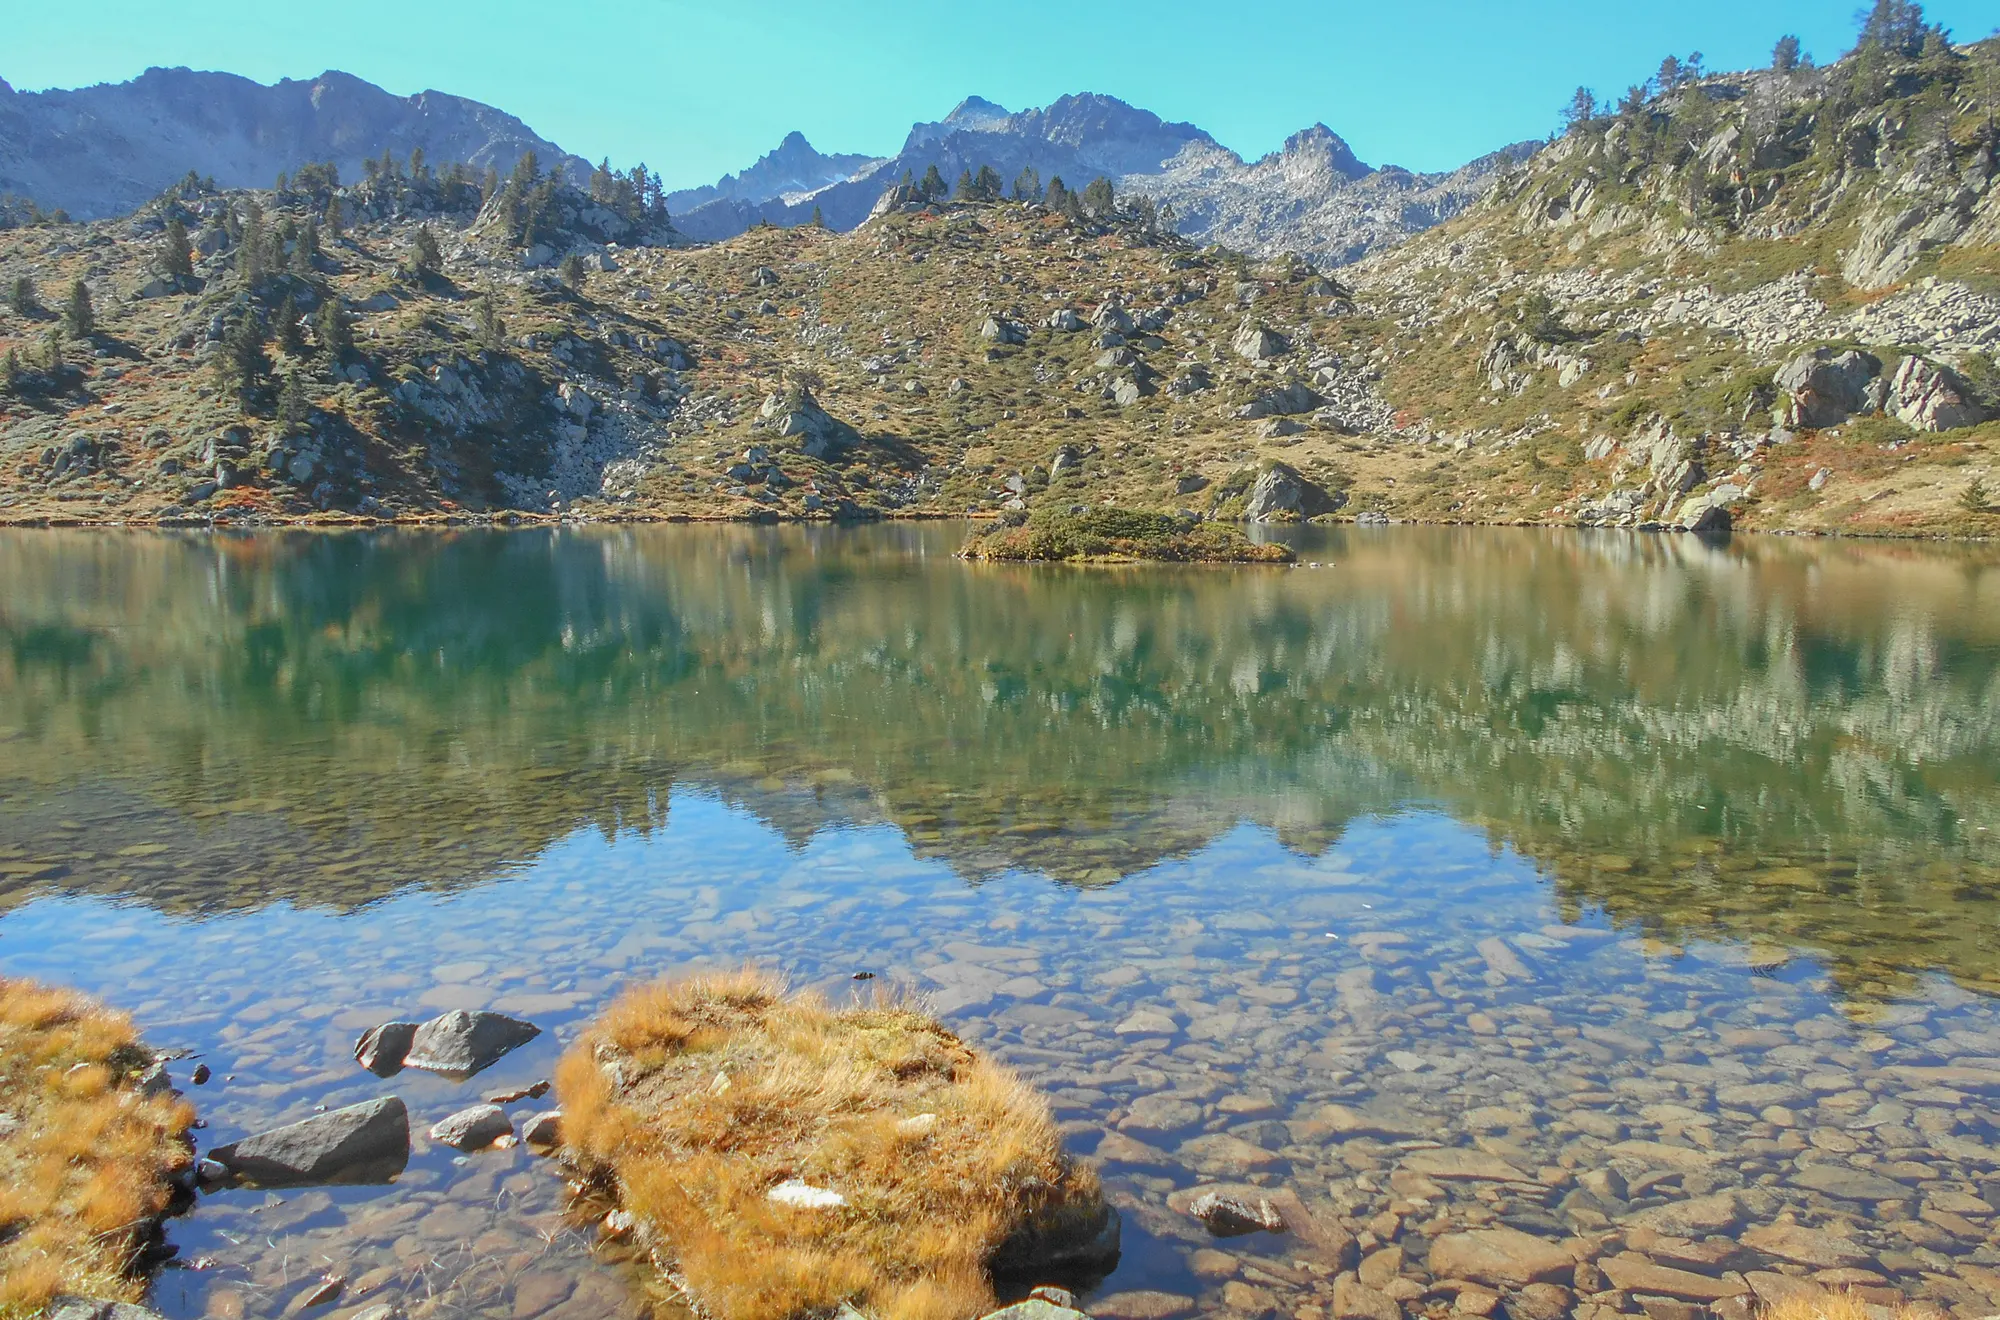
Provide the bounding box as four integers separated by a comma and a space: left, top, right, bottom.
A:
6, 0, 1995, 189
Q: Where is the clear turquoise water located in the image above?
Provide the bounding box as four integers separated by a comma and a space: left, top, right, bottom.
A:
2, 525, 1997, 1320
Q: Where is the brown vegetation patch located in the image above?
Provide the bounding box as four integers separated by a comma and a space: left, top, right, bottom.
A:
0, 978, 194, 1317
556, 969, 1109, 1320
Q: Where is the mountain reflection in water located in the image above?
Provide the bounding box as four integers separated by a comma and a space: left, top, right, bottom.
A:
0, 524, 1996, 999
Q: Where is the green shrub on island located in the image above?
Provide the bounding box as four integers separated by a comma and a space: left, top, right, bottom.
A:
961, 506, 1294, 563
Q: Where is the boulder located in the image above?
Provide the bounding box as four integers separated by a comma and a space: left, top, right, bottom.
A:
1047, 309, 1086, 333
1112, 377, 1153, 407
1331, 1276, 1401, 1320
521, 1110, 563, 1146
428, 1103, 513, 1151
1427, 1227, 1575, 1289
354, 1022, 418, 1077
980, 317, 1026, 346
1049, 444, 1085, 480
46, 1300, 169, 1320
980, 1303, 1091, 1320
1774, 348, 1881, 429
1740, 1224, 1873, 1270
1233, 320, 1289, 363
1241, 462, 1344, 522
1887, 356, 1987, 431
1185, 1189, 1287, 1236
207, 1097, 409, 1186
402, 1010, 541, 1079
1237, 381, 1321, 420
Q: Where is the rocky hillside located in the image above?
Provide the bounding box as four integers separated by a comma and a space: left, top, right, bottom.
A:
1337, 24, 2000, 538
0, 67, 589, 221
672, 94, 1532, 267
0, 22, 1994, 538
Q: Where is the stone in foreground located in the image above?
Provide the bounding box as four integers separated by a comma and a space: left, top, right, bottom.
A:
428, 1103, 513, 1151
207, 1096, 410, 1186
353, 1021, 418, 1077
401, 1010, 541, 1079
1427, 1226, 1575, 1290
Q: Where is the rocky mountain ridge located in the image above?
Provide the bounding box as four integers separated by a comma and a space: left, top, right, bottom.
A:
0, 66, 590, 221
672, 91, 1534, 267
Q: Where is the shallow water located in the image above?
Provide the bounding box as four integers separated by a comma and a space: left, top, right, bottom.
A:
2, 525, 1998, 1320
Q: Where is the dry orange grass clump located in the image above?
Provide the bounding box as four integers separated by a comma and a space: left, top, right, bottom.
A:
556, 969, 1109, 1320
0, 978, 195, 1318
1762, 1294, 1934, 1320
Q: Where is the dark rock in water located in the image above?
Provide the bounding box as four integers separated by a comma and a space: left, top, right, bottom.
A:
46, 1299, 170, 1320
428, 1103, 512, 1151
990, 1201, 1121, 1282
520, 1110, 563, 1146
1186, 1189, 1288, 1236
354, 1021, 419, 1077
402, 1010, 540, 1079
207, 1097, 409, 1186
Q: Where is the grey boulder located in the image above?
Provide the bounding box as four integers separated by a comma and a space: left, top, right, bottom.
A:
1775, 347, 1881, 429
428, 1103, 513, 1151
1187, 1189, 1287, 1235
46, 1300, 169, 1320
1888, 356, 1987, 432
207, 1097, 409, 1186
354, 1021, 419, 1077
1242, 462, 1344, 522
403, 1010, 541, 1079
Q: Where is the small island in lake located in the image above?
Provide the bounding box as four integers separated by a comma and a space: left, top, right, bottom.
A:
960, 507, 1295, 564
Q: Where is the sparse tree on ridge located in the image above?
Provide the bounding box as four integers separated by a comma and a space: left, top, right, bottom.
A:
160, 216, 194, 280
558, 252, 588, 291
274, 294, 306, 356
62, 279, 93, 339
1855, 0, 1931, 57
974, 164, 1004, 200
1013, 166, 1041, 201
1773, 35, 1803, 72
316, 298, 353, 362
8, 276, 36, 316
1081, 176, 1116, 218
919, 164, 947, 201
1563, 87, 1599, 128
954, 168, 977, 201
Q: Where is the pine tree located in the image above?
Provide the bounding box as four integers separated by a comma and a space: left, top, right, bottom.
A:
481, 165, 500, 206
161, 216, 194, 280
293, 218, 319, 276
240, 198, 267, 286
558, 252, 588, 291
279, 368, 310, 430
1081, 176, 1116, 218
62, 279, 93, 338
408, 146, 428, 180
405, 225, 442, 278
974, 165, 1004, 200
475, 291, 506, 349
1657, 55, 1684, 90
919, 164, 947, 201
9, 275, 37, 316
1045, 176, 1071, 211
316, 298, 353, 362
811, 205, 825, 228
1013, 166, 1041, 201
1, 347, 18, 395
274, 294, 305, 356
45, 328, 64, 373
1563, 87, 1599, 128
954, 169, 977, 201
324, 196, 344, 240
1855, 0, 1929, 57
217, 311, 269, 405
1773, 35, 1803, 72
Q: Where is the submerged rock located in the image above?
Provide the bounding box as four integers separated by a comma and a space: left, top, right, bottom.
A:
207, 1097, 409, 1186
1184, 1189, 1286, 1236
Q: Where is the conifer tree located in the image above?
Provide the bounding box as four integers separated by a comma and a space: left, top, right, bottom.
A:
216, 311, 268, 403
1081, 176, 1116, 218
919, 164, 947, 200
1854, 0, 1929, 57
954, 169, 977, 201
1563, 87, 1599, 128
475, 291, 505, 349
1013, 166, 1041, 201
316, 298, 353, 362
1773, 35, 1803, 72
274, 294, 305, 356
811, 205, 825, 228
0, 346, 17, 395
240, 198, 267, 285
293, 219, 319, 276
7, 275, 35, 316
406, 225, 442, 278
558, 252, 589, 291
161, 216, 194, 280
1045, 176, 1071, 211
324, 196, 344, 240
62, 279, 93, 338
974, 165, 1003, 200
45, 328, 64, 373
1657, 55, 1684, 90
279, 368, 309, 431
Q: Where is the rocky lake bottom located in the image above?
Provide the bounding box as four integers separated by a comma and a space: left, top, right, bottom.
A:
0, 524, 1995, 1320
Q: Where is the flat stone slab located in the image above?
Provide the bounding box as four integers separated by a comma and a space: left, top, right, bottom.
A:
1428, 1227, 1575, 1289
208, 1097, 409, 1186
402, 1010, 541, 1079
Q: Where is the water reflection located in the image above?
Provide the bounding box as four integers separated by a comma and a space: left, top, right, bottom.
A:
2, 526, 1995, 995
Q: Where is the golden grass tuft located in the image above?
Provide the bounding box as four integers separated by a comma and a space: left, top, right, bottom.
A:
1762, 1293, 1931, 1320
557, 969, 1107, 1320
0, 977, 195, 1319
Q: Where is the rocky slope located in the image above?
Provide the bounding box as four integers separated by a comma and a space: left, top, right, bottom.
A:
672, 94, 1532, 267
0, 31, 1994, 538
0, 67, 589, 221
1335, 30, 2000, 538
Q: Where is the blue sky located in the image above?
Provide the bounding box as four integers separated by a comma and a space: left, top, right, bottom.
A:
6, 1, 1996, 189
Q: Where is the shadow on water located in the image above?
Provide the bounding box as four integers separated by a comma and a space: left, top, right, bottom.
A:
0, 523, 1997, 1000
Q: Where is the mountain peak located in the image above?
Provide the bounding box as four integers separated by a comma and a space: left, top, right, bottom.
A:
1274, 124, 1370, 180
945, 96, 1011, 128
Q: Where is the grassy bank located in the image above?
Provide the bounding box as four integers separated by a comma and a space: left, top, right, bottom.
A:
0, 980, 194, 1316
555, 969, 1109, 1320
960, 507, 1295, 564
